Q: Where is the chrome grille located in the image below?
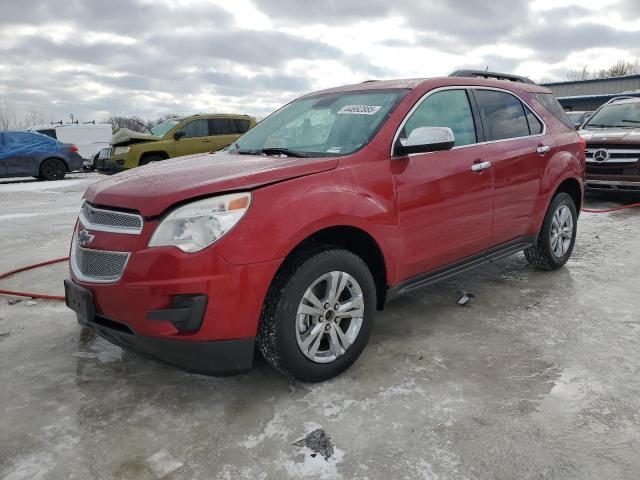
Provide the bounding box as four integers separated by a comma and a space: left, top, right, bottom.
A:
586, 146, 640, 164
71, 239, 129, 283
98, 147, 112, 159
80, 201, 143, 234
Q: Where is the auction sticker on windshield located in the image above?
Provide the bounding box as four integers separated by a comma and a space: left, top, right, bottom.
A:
337, 105, 381, 115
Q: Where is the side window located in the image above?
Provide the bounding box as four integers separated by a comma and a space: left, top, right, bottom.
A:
4, 132, 41, 147
181, 119, 209, 138
37, 129, 57, 139
233, 119, 251, 134
474, 90, 530, 141
525, 107, 543, 135
403, 89, 477, 147
210, 119, 235, 135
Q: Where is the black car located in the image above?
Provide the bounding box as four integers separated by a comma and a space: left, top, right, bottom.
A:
0, 131, 84, 180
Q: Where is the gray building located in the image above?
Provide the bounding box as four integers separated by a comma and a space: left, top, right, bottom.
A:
541, 75, 640, 111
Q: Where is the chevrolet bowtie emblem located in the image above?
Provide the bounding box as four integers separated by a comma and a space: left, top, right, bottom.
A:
77, 229, 95, 247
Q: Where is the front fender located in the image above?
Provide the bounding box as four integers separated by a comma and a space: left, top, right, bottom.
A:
212, 163, 400, 284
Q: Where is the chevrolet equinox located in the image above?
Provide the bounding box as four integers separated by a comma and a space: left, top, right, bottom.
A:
65, 70, 585, 382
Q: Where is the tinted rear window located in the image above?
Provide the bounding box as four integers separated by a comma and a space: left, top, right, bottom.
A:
37, 129, 57, 139
210, 119, 235, 135
534, 93, 574, 130
233, 119, 251, 133
474, 90, 530, 141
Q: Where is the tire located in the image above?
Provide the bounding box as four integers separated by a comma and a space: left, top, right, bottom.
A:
525, 192, 577, 270
39, 158, 67, 181
258, 248, 376, 382
139, 155, 165, 166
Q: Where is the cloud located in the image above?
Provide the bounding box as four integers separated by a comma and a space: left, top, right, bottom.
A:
0, 0, 638, 121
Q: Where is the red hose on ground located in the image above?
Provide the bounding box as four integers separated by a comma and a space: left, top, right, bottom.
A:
1, 202, 639, 302
0, 257, 69, 301
582, 202, 640, 213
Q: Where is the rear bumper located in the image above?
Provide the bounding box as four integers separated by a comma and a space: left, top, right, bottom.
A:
79, 310, 255, 375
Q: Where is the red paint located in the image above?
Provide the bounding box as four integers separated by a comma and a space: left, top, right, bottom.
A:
72, 77, 584, 343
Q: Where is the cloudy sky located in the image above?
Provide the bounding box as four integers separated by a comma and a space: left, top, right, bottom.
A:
1, 0, 639, 122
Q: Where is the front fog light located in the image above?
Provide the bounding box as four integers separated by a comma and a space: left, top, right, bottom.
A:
149, 192, 251, 252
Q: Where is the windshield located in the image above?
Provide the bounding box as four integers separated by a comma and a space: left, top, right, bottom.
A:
150, 119, 180, 137
583, 103, 640, 129
227, 89, 407, 157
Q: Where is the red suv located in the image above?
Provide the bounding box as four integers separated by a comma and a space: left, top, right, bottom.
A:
65, 71, 585, 382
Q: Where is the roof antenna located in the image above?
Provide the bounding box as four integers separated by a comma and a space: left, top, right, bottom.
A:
485, 66, 489, 71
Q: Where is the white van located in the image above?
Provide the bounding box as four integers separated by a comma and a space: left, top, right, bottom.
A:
27, 123, 112, 166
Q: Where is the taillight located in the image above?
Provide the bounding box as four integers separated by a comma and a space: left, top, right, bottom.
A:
578, 135, 586, 151
70, 144, 79, 153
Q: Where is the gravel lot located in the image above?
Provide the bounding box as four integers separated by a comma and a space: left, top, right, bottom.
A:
1, 172, 639, 479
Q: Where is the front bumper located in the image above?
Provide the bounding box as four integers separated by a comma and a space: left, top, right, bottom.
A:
585, 179, 640, 191
95, 154, 129, 174
66, 278, 255, 374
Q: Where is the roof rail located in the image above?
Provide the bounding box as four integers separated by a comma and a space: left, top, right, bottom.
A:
449, 69, 535, 85
605, 96, 640, 105
361, 80, 378, 83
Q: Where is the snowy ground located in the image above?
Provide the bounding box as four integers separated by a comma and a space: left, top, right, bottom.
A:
1, 172, 640, 479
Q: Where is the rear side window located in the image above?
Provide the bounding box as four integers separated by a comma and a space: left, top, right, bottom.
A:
37, 129, 57, 139
181, 119, 209, 138
534, 93, 574, 130
233, 119, 251, 133
403, 89, 477, 147
210, 119, 235, 135
525, 109, 543, 135
474, 90, 530, 141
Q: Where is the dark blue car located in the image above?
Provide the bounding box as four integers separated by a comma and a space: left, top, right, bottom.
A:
0, 131, 84, 181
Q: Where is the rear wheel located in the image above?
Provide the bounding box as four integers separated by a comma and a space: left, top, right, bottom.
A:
258, 248, 376, 382
525, 192, 577, 270
39, 158, 66, 181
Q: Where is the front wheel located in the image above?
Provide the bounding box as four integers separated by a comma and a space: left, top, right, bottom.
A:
258, 248, 376, 382
525, 192, 577, 270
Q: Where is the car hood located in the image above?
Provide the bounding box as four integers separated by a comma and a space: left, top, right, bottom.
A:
579, 127, 640, 143
84, 151, 339, 216
111, 128, 162, 147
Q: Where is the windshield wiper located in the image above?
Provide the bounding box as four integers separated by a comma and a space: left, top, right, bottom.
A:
261, 147, 308, 158
622, 119, 640, 124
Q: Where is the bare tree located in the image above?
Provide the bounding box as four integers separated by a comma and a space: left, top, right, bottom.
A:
566, 59, 640, 81
0, 100, 52, 130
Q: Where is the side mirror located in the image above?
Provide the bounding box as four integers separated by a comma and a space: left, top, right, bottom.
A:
174, 130, 186, 140
394, 127, 455, 156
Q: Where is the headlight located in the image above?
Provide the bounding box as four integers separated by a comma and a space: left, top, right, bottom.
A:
114, 146, 130, 155
149, 192, 251, 252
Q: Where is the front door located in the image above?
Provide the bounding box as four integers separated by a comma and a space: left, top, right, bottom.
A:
393, 88, 494, 280
472, 89, 553, 245
174, 119, 214, 158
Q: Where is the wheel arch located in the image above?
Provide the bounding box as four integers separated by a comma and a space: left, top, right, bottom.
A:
274, 225, 389, 310
139, 150, 170, 164
553, 177, 583, 215
40, 156, 70, 172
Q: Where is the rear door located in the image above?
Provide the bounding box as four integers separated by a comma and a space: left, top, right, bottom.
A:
394, 88, 494, 279
472, 88, 552, 246
173, 119, 213, 157
210, 118, 242, 150
4, 132, 44, 177
0, 133, 8, 176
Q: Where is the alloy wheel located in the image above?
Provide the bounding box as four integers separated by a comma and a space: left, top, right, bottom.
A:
295, 271, 364, 364
550, 204, 574, 258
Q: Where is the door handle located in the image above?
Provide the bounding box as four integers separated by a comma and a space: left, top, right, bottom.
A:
471, 160, 492, 172
201, 139, 212, 143
537, 144, 551, 155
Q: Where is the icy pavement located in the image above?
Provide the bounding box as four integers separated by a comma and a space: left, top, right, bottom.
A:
1, 176, 639, 479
